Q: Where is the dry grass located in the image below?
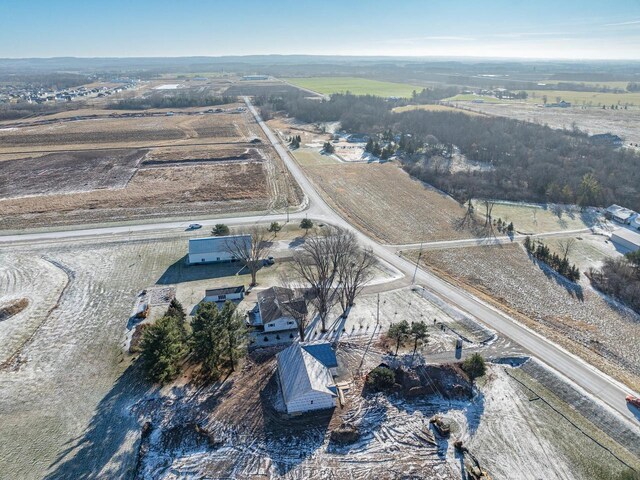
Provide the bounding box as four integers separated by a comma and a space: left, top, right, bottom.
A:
406, 244, 640, 390
301, 161, 474, 244
392, 104, 485, 116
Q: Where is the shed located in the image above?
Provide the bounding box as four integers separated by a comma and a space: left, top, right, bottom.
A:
188, 235, 251, 264
611, 229, 640, 252
204, 285, 245, 303
277, 341, 337, 414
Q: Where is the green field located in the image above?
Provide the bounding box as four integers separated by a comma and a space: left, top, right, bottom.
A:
284, 76, 423, 98
293, 149, 339, 166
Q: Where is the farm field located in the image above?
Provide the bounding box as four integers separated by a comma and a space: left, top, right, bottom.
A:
300, 161, 475, 244
392, 104, 485, 116
447, 90, 640, 106
293, 148, 340, 166
449, 100, 640, 146
0, 104, 302, 231
284, 76, 423, 97
406, 243, 640, 391
472, 201, 601, 235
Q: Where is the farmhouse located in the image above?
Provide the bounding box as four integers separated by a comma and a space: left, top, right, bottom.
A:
187, 235, 251, 264
203, 285, 245, 303
247, 286, 308, 348
611, 228, 640, 252
277, 341, 338, 414
605, 205, 637, 224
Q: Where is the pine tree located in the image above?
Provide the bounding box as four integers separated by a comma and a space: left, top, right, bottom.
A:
191, 302, 223, 376
140, 316, 188, 384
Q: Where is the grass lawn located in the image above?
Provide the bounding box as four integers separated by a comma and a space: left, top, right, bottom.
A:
293, 149, 339, 166
522, 89, 640, 106
284, 76, 422, 98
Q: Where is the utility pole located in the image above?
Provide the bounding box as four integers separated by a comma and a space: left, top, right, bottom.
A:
412, 242, 423, 284
376, 293, 380, 325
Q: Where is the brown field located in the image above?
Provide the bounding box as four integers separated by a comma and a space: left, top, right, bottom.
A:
450, 101, 640, 146
0, 104, 302, 231
406, 244, 640, 390
301, 161, 474, 244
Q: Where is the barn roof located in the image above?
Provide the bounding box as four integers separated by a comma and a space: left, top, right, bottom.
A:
277, 342, 336, 405
302, 341, 338, 368
188, 235, 251, 255
205, 285, 245, 297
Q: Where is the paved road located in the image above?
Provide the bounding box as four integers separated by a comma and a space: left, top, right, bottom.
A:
1, 97, 638, 429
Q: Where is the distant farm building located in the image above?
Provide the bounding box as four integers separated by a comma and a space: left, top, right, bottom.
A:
277, 341, 338, 414
545, 101, 571, 108
611, 228, 640, 252
203, 286, 245, 303
591, 133, 624, 147
242, 75, 269, 81
187, 235, 251, 265
605, 205, 636, 225
346, 133, 370, 143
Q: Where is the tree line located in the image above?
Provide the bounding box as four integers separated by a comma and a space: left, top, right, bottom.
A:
523, 237, 581, 282
109, 94, 236, 110
263, 92, 640, 210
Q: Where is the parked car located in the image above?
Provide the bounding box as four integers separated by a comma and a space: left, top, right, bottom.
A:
187, 223, 202, 230
264, 256, 275, 265
627, 395, 640, 408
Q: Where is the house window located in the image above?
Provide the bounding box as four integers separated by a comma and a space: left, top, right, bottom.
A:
201, 258, 205, 262
287, 321, 294, 325
289, 333, 294, 339
264, 336, 269, 342
310, 400, 314, 404
268, 323, 275, 327
219, 295, 226, 301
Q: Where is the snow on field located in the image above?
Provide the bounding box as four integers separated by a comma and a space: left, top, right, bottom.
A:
154, 84, 182, 90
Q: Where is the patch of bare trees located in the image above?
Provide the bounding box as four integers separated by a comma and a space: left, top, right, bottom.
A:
224, 226, 271, 286
291, 226, 377, 332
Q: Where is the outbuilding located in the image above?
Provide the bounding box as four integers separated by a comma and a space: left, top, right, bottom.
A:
611, 228, 640, 252
203, 286, 245, 303
188, 235, 251, 264
277, 341, 338, 414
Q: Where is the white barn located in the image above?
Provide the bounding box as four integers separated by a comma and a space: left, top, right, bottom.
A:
611, 228, 640, 252
277, 341, 338, 414
188, 235, 251, 265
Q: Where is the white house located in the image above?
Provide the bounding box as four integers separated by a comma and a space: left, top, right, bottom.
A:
277, 341, 338, 414
188, 235, 251, 265
611, 228, 640, 252
255, 287, 306, 333
605, 205, 636, 225
203, 285, 245, 303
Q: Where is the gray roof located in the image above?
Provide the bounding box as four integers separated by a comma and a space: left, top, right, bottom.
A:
277, 342, 336, 405
188, 235, 251, 255
205, 285, 245, 297
302, 341, 338, 368
612, 228, 640, 247
257, 286, 307, 324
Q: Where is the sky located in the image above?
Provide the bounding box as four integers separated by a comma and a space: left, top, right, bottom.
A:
1, 0, 640, 60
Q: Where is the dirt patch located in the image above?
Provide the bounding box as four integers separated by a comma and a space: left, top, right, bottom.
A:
0, 298, 28, 322
0, 149, 145, 198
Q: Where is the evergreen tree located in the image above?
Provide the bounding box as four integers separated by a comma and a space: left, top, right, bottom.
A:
300, 217, 314, 233
191, 302, 222, 376
462, 353, 486, 386
212, 224, 230, 236
388, 320, 410, 355
218, 301, 247, 372
140, 316, 188, 384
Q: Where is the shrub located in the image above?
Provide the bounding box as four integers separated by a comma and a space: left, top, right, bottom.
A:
367, 366, 396, 391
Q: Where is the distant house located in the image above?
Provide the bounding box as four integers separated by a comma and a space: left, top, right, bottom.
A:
346, 133, 370, 143
187, 235, 251, 265
544, 101, 571, 108
203, 286, 245, 303
605, 205, 637, 225
611, 228, 640, 252
591, 133, 624, 147
277, 341, 338, 414
241, 75, 269, 81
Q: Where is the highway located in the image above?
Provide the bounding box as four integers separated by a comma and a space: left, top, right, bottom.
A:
0, 96, 638, 429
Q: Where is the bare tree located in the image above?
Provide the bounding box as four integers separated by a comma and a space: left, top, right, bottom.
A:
558, 238, 576, 261
278, 272, 310, 342
291, 226, 351, 332
337, 244, 377, 318
482, 199, 495, 227
224, 226, 271, 286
